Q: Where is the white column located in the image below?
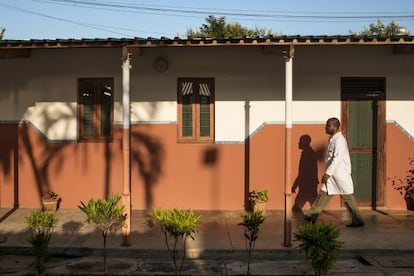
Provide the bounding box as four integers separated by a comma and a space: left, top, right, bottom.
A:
121, 47, 132, 246
284, 51, 293, 247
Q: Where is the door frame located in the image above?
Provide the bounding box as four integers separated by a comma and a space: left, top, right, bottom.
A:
341, 77, 386, 208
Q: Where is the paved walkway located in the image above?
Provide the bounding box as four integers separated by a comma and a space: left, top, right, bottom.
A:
0, 208, 413, 275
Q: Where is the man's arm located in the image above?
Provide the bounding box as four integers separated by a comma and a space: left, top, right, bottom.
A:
321, 173, 330, 183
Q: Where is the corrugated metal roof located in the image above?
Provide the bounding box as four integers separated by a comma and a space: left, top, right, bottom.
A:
1, 35, 414, 48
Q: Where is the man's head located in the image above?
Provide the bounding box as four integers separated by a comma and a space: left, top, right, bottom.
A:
298, 134, 311, 149
325, 117, 340, 136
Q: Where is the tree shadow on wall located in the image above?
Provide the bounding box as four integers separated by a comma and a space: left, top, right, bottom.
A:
0, 124, 19, 221
17, 103, 79, 201
130, 130, 164, 209
291, 134, 320, 216
2, 103, 164, 210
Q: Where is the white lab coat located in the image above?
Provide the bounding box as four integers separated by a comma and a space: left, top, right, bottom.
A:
321, 131, 354, 195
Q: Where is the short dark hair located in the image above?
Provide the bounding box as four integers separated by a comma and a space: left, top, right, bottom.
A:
327, 117, 340, 128
300, 134, 311, 145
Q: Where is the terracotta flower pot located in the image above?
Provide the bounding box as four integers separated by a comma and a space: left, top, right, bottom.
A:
42, 198, 61, 212
250, 200, 267, 214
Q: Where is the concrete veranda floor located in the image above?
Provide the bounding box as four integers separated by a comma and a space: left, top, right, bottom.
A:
0, 208, 413, 275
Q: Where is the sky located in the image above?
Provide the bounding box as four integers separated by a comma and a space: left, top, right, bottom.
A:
2, 0, 414, 40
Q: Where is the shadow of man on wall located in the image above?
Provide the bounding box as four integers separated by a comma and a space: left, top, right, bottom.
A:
291, 134, 319, 215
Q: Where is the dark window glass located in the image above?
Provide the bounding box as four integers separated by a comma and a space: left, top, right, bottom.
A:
78, 78, 113, 141
178, 78, 214, 142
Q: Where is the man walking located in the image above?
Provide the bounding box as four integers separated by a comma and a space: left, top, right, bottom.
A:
304, 117, 364, 227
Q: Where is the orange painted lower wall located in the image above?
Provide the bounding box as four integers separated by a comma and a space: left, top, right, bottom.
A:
0, 122, 412, 211
385, 124, 414, 210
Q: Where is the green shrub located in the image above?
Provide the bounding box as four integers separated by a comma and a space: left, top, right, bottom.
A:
239, 210, 265, 275
249, 189, 269, 203
25, 210, 58, 275
294, 223, 344, 276
78, 193, 125, 274
151, 208, 201, 275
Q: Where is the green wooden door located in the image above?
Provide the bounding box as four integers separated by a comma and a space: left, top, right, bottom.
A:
348, 100, 377, 204
342, 77, 386, 208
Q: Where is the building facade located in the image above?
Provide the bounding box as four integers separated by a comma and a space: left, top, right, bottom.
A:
0, 36, 413, 211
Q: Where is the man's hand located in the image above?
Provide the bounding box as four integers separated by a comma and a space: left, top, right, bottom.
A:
321, 173, 330, 184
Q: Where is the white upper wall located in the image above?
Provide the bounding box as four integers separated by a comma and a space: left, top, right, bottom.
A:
0, 45, 413, 141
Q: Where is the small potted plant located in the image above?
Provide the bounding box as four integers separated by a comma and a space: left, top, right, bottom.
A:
391, 157, 414, 210
79, 193, 125, 274
151, 208, 201, 275
25, 209, 58, 274
248, 189, 269, 213
41, 191, 61, 212
239, 210, 265, 275
294, 223, 344, 276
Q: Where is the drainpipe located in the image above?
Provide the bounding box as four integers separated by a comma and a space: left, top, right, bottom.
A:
283, 46, 294, 247
121, 46, 132, 246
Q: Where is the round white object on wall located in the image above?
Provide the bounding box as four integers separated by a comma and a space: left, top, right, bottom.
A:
154, 57, 169, 73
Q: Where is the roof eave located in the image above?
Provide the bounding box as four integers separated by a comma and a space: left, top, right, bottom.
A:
1, 35, 414, 49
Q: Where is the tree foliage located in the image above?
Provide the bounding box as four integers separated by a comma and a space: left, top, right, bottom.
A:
350, 20, 409, 37
239, 210, 265, 275
186, 15, 275, 38
79, 193, 125, 236
78, 193, 125, 274
25, 210, 59, 274
0, 28, 5, 40
151, 208, 201, 274
294, 223, 344, 276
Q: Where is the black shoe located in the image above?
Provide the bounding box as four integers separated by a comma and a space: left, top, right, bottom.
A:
304, 215, 316, 224
345, 222, 364, 228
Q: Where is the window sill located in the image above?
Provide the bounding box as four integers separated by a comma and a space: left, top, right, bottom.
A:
78, 137, 113, 143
